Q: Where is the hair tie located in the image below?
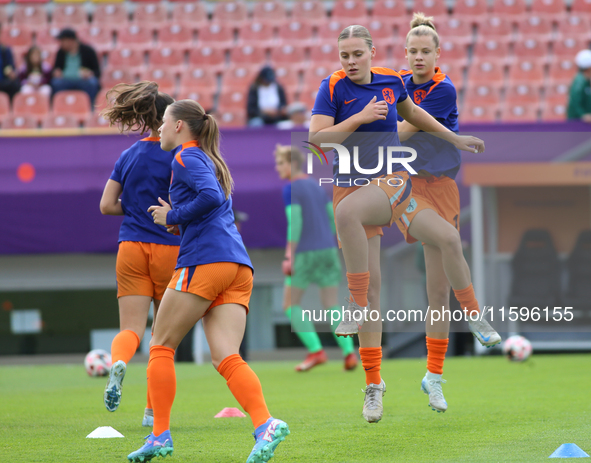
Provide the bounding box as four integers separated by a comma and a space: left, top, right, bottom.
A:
203, 113, 209, 121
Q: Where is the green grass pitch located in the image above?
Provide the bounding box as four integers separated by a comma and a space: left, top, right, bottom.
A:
2, 354, 591, 462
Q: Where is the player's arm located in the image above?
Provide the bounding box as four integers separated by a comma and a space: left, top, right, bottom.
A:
99, 179, 124, 215
397, 120, 422, 142
397, 97, 485, 153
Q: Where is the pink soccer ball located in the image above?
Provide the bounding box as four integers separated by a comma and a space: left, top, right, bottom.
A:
84, 349, 112, 377
502, 335, 533, 362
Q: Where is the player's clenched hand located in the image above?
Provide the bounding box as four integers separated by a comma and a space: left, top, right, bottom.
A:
453, 135, 485, 154
148, 197, 171, 226
357, 95, 389, 124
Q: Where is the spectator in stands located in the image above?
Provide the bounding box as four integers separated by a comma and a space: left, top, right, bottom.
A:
18, 46, 52, 96
567, 49, 591, 123
277, 102, 310, 130
0, 23, 22, 101
51, 28, 101, 104
247, 66, 287, 126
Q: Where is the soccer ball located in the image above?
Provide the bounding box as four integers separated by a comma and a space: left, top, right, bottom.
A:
84, 349, 112, 376
502, 335, 533, 362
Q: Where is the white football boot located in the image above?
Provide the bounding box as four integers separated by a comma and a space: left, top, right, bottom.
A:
362, 379, 386, 423
421, 372, 447, 413
468, 306, 502, 347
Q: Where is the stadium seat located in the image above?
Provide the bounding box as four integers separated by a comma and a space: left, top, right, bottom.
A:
436, 61, 466, 90
459, 102, 498, 123
512, 38, 550, 62
371, 0, 409, 30
472, 39, 511, 64
552, 37, 586, 60
439, 39, 469, 63
544, 82, 569, 105
571, 0, 591, 18
562, 230, 591, 310
462, 84, 502, 106
212, 1, 248, 28
0, 92, 9, 121
229, 45, 267, 66
276, 20, 315, 48
507, 60, 545, 87
491, 0, 528, 25
175, 90, 214, 111
413, 0, 449, 17
302, 66, 333, 91
179, 67, 217, 94
52, 4, 88, 28
187, 46, 227, 74
77, 25, 114, 55
132, 3, 168, 31
515, 16, 554, 44
452, 0, 489, 26
140, 68, 176, 96
2, 115, 38, 129
252, 0, 287, 25
309, 43, 338, 65
540, 101, 567, 120
217, 89, 247, 111
35, 27, 61, 52
147, 48, 185, 75
366, 19, 399, 48
330, 0, 369, 24
290, 0, 327, 27
0, 6, 7, 23
92, 3, 130, 32
42, 114, 80, 129
236, 22, 277, 49
269, 44, 306, 70
275, 65, 301, 90
505, 83, 542, 104
216, 109, 246, 127
108, 48, 146, 75
85, 112, 111, 128
0, 26, 34, 49
39, 48, 57, 68
297, 88, 319, 110
220, 65, 259, 93
476, 16, 514, 43
12, 91, 50, 123
547, 58, 578, 85
469, 59, 506, 89
284, 88, 299, 106
117, 25, 154, 53
509, 229, 561, 308
170, 2, 208, 32
101, 68, 134, 90
52, 90, 91, 121
198, 23, 235, 51
435, 18, 473, 46
500, 103, 540, 122
530, 0, 567, 22
12, 4, 48, 26
93, 88, 111, 114
555, 16, 591, 42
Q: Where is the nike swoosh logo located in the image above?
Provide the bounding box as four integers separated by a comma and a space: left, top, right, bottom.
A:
344, 98, 357, 104
478, 331, 491, 342
364, 366, 376, 371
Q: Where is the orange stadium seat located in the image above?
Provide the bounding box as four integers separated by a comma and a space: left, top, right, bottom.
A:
290, 0, 327, 27
530, 0, 567, 22
229, 45, 267, 66
216, 109, 246, 128
439, 39, 469, 63
270, 44, 306, 69
330, 0, 369, 24
500, 104, 539, 122
298, 88, 319, 110
101, 68, 134, 90
469, 59, 506, 88
477, 16, 514, 43
370, 0, 409, 30
459, 103, 498, 123
35, 27, 61, 52
552, 37, 586, 60
212, 1, 248, 28
491, 0, 528, 24
309, 43, 338, 65
302, 66, 333, 91
453, 0, 489, 26
117, 25, 154, 52
12, 4, 48, 26
217, 89, 247, 111
236, 22, 277, 49
77, 25, 114, 55
52, 4, 88, 28
108, 48, 146, 74
220, 65, 259, 93
571, 0, 591, 18
92, 3, 129, 32
436, 61, 465, 90
544, 82, 569, 106
1, 26, 34, 49
0, 92, 9, 120
472, 39, 511, 64
284, 88, 299, 106
198, 23, 235, 50
52, 90, 91, 121
316, 19, 348, 44
187, 46, 227, 74
85, 112, 111, 129
132, 3, 168, 31
547, 58, 578, 85
170, 2, 208, 32
463, 84, 502, 106
175, 90, 214, 111
515, 16, 554, 44
413, 0, 449, 17
140, 68, 176, 96
276, 20, 315, 48
507, 60, 545, 86
12, 91, 50, 123
147, 48, 185, 75
505, 83, 542, 104
275, 65, 301, 90
366, 19, 398, 48
513, 38, 550, 62
540, 102, 567, 121
39, 48, 57, 67
3, 115, 38, 129
0, 6, 7, 22
179, 67, 218, 94
555, 16, 591, 42
252, 0, 287, 25
42, 114, 80, 129
435, 18, 473, 46
93, 88, 111, 114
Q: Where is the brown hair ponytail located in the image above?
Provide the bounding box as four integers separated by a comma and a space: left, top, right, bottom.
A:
406, 12, 440, 48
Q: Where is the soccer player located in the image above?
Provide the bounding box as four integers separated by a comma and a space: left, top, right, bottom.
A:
274, 144, 357, 372
396, 13, 502, 413
127, 100, 288, 463
310, 25, 486, 423
99, 81, 179, 426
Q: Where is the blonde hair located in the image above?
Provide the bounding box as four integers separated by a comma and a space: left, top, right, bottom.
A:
406, 12, 440, 48
338, 25, 373, 50
274, 144, 304, 170
168, 100, 234, 199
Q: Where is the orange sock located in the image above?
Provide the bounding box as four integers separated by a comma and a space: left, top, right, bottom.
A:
217, 354, 271, 429
111, 329, 140, 364
454, 284, 480, 316
426, 337, 449, 375
146, 387, 152, 410
359, 347, 382, 385
147, 345, 176, 436
346, 271, 370, 307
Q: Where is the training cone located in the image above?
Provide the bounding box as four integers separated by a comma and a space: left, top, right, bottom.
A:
214, 407, 246, 418
549, 444, 590, 458
86, 426, 124, 438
